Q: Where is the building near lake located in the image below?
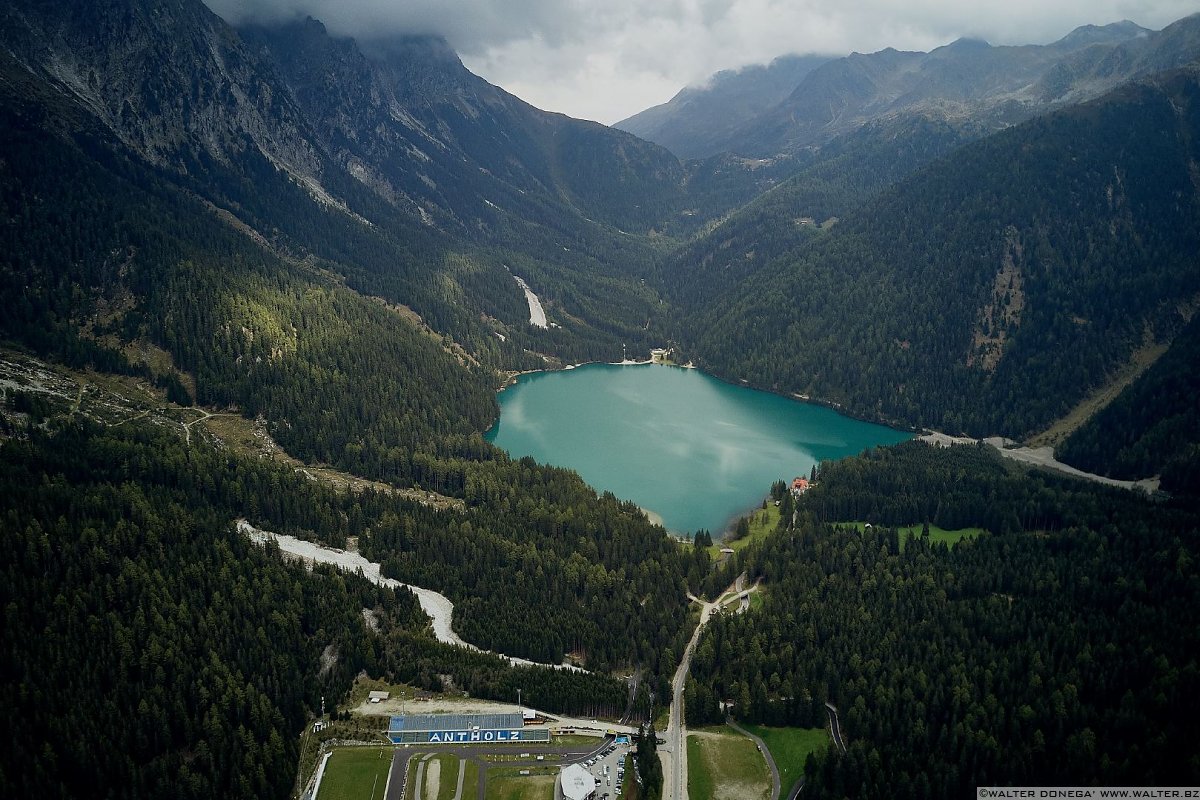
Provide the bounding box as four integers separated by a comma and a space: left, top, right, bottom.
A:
560, 763, 597, 800
387, 712, 550, 745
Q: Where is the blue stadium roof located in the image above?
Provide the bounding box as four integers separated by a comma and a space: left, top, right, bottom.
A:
388, 712, 524, 732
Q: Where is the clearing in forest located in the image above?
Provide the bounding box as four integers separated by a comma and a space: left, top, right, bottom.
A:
741, 724, 829, 792
686, 727, 771, 800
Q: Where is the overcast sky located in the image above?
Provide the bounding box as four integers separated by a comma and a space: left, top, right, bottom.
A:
204, 0, 1198, 124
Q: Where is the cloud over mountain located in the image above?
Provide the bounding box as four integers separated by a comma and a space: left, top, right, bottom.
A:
203, 0, 1197, 123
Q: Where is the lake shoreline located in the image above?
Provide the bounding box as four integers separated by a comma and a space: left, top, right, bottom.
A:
486, 362, 911, 536
497, 359, 920, 439
497, 357, 694, 393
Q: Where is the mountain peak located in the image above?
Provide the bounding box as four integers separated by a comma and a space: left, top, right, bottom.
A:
1055, 20, 1152, 48
943, 36, 991, 50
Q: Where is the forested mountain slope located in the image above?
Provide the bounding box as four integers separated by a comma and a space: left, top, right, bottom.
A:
0, 418, 419, 800
1056, 314, 1200, 494
688, 443, 1200, 794
0, 0, 530, 358
1, 0, 697, 724
677, 65, 1200, 440
658, 113, 981, 305
0, 383, 681, 798
0, 0, 700, 364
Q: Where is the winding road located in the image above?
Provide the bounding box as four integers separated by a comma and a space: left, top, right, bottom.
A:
661, 576, 758, 800
824, 702, 847, 754
726, 718, 780, 800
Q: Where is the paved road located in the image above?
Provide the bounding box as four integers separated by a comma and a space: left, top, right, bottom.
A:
726, 718, 780, 800
452, 758, 466, 800
385, 750, 413, 800
662, 577, 756, 800
825, 702, 847, 754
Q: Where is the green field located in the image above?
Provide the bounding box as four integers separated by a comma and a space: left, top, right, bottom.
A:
740, 724, 828, 792
686, 736, 716, 800
317, 747, 393, 800
484, 766, 556, 800
710, 504, 781, 560
464, 760, 481, 797
687, 727, 771, 800
839, 520, 984, 550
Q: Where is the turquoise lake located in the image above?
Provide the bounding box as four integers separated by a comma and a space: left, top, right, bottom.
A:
485, 363, 912, 536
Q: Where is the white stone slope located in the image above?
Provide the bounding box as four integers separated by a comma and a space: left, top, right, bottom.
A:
511, 274, 548, 328
238, 520, 584, 672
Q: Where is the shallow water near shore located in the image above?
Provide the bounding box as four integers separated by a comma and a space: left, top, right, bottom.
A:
486, 363, 911, 536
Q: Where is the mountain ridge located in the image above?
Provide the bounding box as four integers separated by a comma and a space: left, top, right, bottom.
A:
615, 53, 834, 159
619, 15, 1198, 159
675, 63, 1200, 448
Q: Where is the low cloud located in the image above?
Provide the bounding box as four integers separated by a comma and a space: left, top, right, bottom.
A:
203, 0, 1198, 124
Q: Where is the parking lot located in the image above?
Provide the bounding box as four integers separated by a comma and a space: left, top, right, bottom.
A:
568, 737, 632, 798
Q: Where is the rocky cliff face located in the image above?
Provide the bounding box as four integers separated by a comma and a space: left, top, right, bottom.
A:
0, 0, 690, 241
0, 0, 700, 363
0, 0, 326, 184
241, 18, 687, 235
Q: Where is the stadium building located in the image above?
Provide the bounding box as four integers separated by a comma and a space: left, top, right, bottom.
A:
560, 763, 597, 800
387, 712, 550, 745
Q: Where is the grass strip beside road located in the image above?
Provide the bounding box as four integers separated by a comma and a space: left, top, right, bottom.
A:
619, 753, 640, 799
686, 735, 716, 800
433, 754, 461, 800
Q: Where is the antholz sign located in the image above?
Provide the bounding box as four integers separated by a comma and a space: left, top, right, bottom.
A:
389, 729, 550, 744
